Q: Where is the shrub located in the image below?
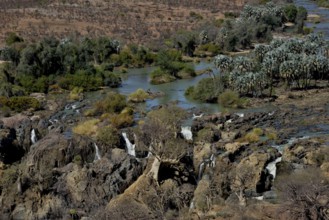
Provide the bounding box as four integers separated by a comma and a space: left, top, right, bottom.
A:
5, 32, 24, 46
265, 130, 278, 140
1, 106, 11, 117
244, 131, 260, 143
303, 27, 313, 35
128, 88, 149, 103
73, 155, 82, 166
190, 11, 203, 20
177, 65, 196, 79
187, 77, 225, 102
103, 72, 122, 88
0, 166, 18, 188
94, 92, 127, 114
58, 69, 103, 91
110, 112, 134, 128
184, 86, 195, 96
196, 127, 216, 143
96, 125, 120, 147
252, 128, 263, 136
198, 43, 221, 54
284, 4, 298, 22
218, 90, 246, 108
69, 87, 83, 101
150, 68, 176, 84
72, 119, 100, 137
6, 96, 41, 112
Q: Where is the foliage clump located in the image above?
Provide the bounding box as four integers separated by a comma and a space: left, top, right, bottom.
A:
72, 119, 100, 137
218, 90, 247, 108
0, 96, 41, 112
93, 92, 127, 115
150, 49, 195, 84
128, 88, 150, 103
96, 125, 120, 148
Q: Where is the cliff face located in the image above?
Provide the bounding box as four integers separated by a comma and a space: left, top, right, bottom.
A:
0, 97, 328, 219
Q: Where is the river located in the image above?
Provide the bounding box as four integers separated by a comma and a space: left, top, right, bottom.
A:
115, 61, 223, 113
295, 0, 329, 39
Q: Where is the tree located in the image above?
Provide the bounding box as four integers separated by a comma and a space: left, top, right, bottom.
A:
136, 105, 188, 182
5, 32, 24, 46
276, 168, 329, 220
229, 165, 255, 206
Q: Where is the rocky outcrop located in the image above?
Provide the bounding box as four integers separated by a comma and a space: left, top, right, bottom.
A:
0, 131, 146, 219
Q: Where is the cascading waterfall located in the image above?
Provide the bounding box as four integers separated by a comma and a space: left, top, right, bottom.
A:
30, 129, 37, 144
235, 113, 244, 118
267, 136, 310, 179
198, 162, 205, 181
122, 132, 136, 157
265, 157, 282, 179
181, 126, 193, 140
197, 153, 216, 181
192, 113, 203, 119
94, 143, 101, 161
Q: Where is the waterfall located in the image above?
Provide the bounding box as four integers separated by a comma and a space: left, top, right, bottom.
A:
235, 113, 244, 118
181, 126, 193, 140
94, 143, 101, 161
192, 113, 203, 119
266, 157, 282, 179
268, 136, 310, 178
31, 129, 37, 144
122, 132, 136, 157
198, 162, 205, 181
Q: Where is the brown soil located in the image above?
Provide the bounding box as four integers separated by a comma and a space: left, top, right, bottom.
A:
0, 0, 248, 46
248, 82, 329, 109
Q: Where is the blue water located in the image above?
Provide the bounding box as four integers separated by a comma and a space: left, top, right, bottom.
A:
295, 0, 329, 39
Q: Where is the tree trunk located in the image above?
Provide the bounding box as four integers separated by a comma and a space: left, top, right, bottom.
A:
148, 157, 161, 182
236, 190, 246, 207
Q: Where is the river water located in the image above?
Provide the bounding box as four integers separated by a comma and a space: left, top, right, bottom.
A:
115, 61, 223, 113
295, 0, 329, 39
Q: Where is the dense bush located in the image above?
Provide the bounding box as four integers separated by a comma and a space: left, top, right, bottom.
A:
0, 35, 136, 96
150, 49, 196, 84
186, 77, 225, 102
218, 90, 247, 108
69, 87, 83, 101
72, 119, 100, 137
94, 92, 127, 114
150, 68, 176, 84
96, 125, 120, 147
128, 88, 150, 103
5, 96, 41, 112
109, 112, 134, 128
212, 34, 329, 99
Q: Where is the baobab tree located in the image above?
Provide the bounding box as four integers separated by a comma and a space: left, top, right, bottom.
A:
135, 105, 188, 182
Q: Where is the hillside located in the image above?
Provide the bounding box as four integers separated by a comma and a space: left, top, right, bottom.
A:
0, 0, 250, 46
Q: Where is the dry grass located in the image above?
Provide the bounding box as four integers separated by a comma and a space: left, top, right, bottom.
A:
72, 118, 100, 136
0, 0, 239, 46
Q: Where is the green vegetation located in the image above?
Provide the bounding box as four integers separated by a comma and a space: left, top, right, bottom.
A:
314, 0, 329, 8
73, 155, 82, 166
188, 32, 329, 106
218, 90, 247, 108
93, 92, 127, 115
150, 49, 195, 84
185, 77, 225, 102
72, 119, 100, 136
128, 88, 150, 103
96, 126, 120, 148
215, 3, 308, 52
69, 87, 83, 101
0, 96, 41, 112
0, 36, 156, 97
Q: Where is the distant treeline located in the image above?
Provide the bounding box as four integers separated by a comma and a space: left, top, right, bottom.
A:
0, 34, 155, 96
